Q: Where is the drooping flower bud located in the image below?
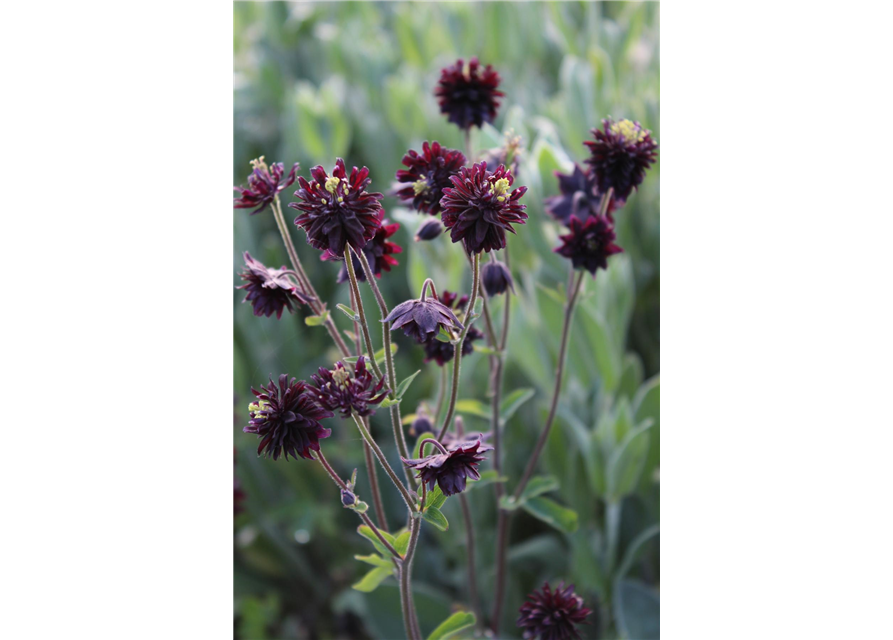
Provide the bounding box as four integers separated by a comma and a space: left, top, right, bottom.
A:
481, 260, 515, 296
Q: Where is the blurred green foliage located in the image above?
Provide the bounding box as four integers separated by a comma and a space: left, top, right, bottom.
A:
234, 2, 659, 638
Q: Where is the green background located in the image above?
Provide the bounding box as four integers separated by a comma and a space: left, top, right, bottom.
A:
234, 2, 659, 638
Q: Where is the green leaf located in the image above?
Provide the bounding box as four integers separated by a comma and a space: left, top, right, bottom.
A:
454, 399, 490, 419
607, 420, 654, 500
379, 396, 399, 409
520, 475, 559, 501
417, 483, 448, 512
435, 326, 454, 343
357, 525, 397, 557
304, 310, 329, 326
421, 506, 449, 531
336, 303, 358, 321
394, 369, 421, 399
521, 496, 579, 533
351, 566, 393, 593
614, 579, 660, 640
354, 554, 392, 568
427, 611, 476, 640
499, 495, 522, 511
500, 388, 534, 422
393, 529, 411, 556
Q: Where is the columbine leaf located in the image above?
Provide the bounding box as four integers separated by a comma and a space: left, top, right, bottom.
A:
351, 566, 393, 592
427, 611, 476, 640
474, 344, 501, 355
520, 475, 559, 501
394, 370, 421, 399
454, 399, 490, 419
357, 525, 397, 557
417, 483, 448, 512
394, 529, 411, 556
521, 496, 579, 533
421, 506, 449, 531
354, 554, 392, 568
304, 310, 330, 326
336, 303, 359, 321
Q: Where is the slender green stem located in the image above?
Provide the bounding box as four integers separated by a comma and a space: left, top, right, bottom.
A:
436, 252, 481, 441
314, 450, 400, 559
434, 365, 448, 425
352, 247, 417, 491
459, 493, 482, 626
351, 413, 416, 513
350, 287, 390, 533
400, 516, 423, 640
343, 246, 385, 381
270, 197, 351, 358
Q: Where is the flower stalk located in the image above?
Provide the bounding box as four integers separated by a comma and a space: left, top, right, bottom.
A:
351, 413, 417, 513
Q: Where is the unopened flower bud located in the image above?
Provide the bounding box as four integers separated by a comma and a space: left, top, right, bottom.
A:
415, 218, 443, 241
481, 260, 515, 296
409, 406, 435, 437
341, 488, 357, 506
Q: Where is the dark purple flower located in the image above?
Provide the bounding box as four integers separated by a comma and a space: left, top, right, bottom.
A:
420, 290, 483, 366
415, 218, 444, 241
323, 218, 402, 283
383, 295, 464, 344
517, 582, 592, 640
233, 158, 299, 215
402, 436, 493, 496
555, 215, 623, 276
237, 251, 314, 319
435, 57, 504, 130
244, 375, 333, 461
584, 118, 658, 204
340, 488, 357, 507
544, 164, 619, 224
395, 141, 466, 215
440, 162, 528, 254
309, 357, 389, 418
234, 448, 245, 516
409, 405, 435, 438
290, 159, 384, 258
481, 259, 514, 296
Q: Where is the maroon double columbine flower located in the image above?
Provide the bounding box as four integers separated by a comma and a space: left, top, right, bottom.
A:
233, 158, 299, 215
544, 163, 618, 224
554, 215, 623, 277
291, 159, 384, 258
237, 252, 313, 319
517, 582, 592, 640
421, 290, 484, 366
309, 357, 389, 418
323, 218, 402, 283
435, 57, 504, 130
584, 118, 658, 204
395, 141, 466, 215
244, 375, 334, 461
402, 436, 492, 496
440, 162, 528, 254
383, 291, 464, 344
234, 448, 245, 516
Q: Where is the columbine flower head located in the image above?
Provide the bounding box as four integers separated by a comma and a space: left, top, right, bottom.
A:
309, 357, 389, 418
323, 218, 401, 283
584, 118, 658, 203
555, 215, 623, 276
481, 259, 515, 296
435, 57, 504, 130
395, 141, 466, 215
244, 375, 333, 461
415, 218, 444, 242
402, 435, 492, 496
290, 158, 384, 258
544, 164, 618, 224
517, 582, 592, 640
233, 157, 299, 215
440, 162, 528, 254
383, 288, 464, 344
237, 251, 314, 319
234, 448, 245, 516
421, 290, 484, 366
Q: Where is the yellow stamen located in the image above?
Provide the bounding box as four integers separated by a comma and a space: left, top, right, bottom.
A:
250, 156, 268, 172
325, 176, 341, 194
610, 119, 647, 143
490, 177, 511, 202
412, 178, 429, 196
